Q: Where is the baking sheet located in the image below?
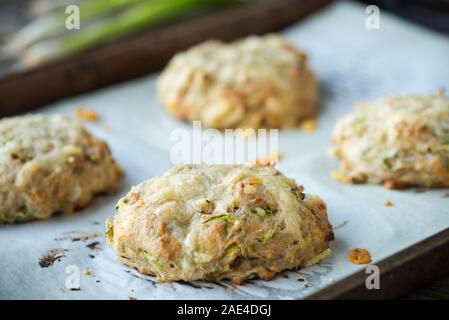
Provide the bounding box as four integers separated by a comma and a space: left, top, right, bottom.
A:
1, 1, 449, 299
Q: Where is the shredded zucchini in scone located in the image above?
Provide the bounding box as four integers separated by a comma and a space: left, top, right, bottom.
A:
106, 164, 333, 284
157, 34, 317, 129
0, 114, 122, 223
331, 91, 449, 188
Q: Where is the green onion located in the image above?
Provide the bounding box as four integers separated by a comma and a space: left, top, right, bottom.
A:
138, 248, 165, 269
442, 136, 449, 145
223, 244, 240, 256
257, 229, 275, 243
251, 207, 278, 217
381, 149, 397, 170
8, 0, 144, 52
105, 218, 114, 242
10, 0, 249, 67
0, 135, 7, 146
303, 234, 312, 244
203, 214, 229, 224
351, 116, 366, 130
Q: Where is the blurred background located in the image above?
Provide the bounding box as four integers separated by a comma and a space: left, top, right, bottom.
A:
0, 0, 448, 300
1, 0, 448, 77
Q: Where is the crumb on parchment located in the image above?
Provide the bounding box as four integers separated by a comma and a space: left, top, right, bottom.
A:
347, 248, 372, 265
74, 107, 99, 122
384, 200, 393, 207
38, 248, 67, 268
300, 118, 316, 132
330, 170, 351, 184
83, 268, 93, 276
251, 152, 283, 167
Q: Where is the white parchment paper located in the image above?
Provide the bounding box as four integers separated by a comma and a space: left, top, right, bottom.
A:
1, 1, 449, 299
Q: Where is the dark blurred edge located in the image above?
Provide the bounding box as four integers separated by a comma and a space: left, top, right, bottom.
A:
360, 0, 449, 34
308, 227, 449, 299
0, 0, 331, 117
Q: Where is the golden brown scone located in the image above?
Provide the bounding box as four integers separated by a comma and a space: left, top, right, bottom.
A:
330, 91, 449, 188
106, 164, 333, 284
157, 34, 317, 129
0, 114, 122, 223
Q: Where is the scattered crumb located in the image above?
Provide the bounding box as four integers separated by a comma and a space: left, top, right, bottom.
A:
56, 231, 100, 242
39, 248, 67, 268
297, 278, 305, 282
91, 221, 101, 225
128, 297, 137, 300
281, 274, 289, 279
300, 118, 316, 132
69, 287, 81, 291
88, 254, 95, 259
347, 248, 372, 265
96, 280, 101, 283
83, 268, 93, 276
305, 284, 311, 288
252, 152, 282, 167
330, 170, 350, 184
102, 122, 111, 131
74, 107, 99, 122
384, 200, 393, 207
383, 180, 406, 190
86, 241, 100, 250
237, 128, 256, 140
333, 220, 349, 229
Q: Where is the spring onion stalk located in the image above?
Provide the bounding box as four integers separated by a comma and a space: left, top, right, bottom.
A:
29, 0, 82, 17
8, 0, 144, 52
21, 0, 244, 67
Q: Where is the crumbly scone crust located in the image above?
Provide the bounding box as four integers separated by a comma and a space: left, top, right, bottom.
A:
0, 114, 122, 223
330, 92, 449, 188
107, 164, 333, 284
157, 34, 317, 129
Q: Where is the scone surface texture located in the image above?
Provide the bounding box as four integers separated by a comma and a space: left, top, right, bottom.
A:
157, 34, 317, 129
331, 92, 449, 188
0, 114, 122, 223
107, 164, 333, 284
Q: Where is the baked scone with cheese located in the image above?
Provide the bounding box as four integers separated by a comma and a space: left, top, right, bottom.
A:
0, 114, 122, 223
106, 164, 333, 284
330, 92, 449, 188
157, 34, 317, 129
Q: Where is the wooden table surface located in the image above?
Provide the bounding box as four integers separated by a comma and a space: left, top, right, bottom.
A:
406, 275, 449, 300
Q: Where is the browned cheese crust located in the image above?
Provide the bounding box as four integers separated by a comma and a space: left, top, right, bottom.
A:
107, 164, 333, 284
0, 114, 122, 223
157, 34, 317, 129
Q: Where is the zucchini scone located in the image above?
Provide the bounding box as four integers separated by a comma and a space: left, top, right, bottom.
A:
330, 92, 449, 188
157, 34, 317, 129
0, 114, 122, 223
106, 164, 333, 284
